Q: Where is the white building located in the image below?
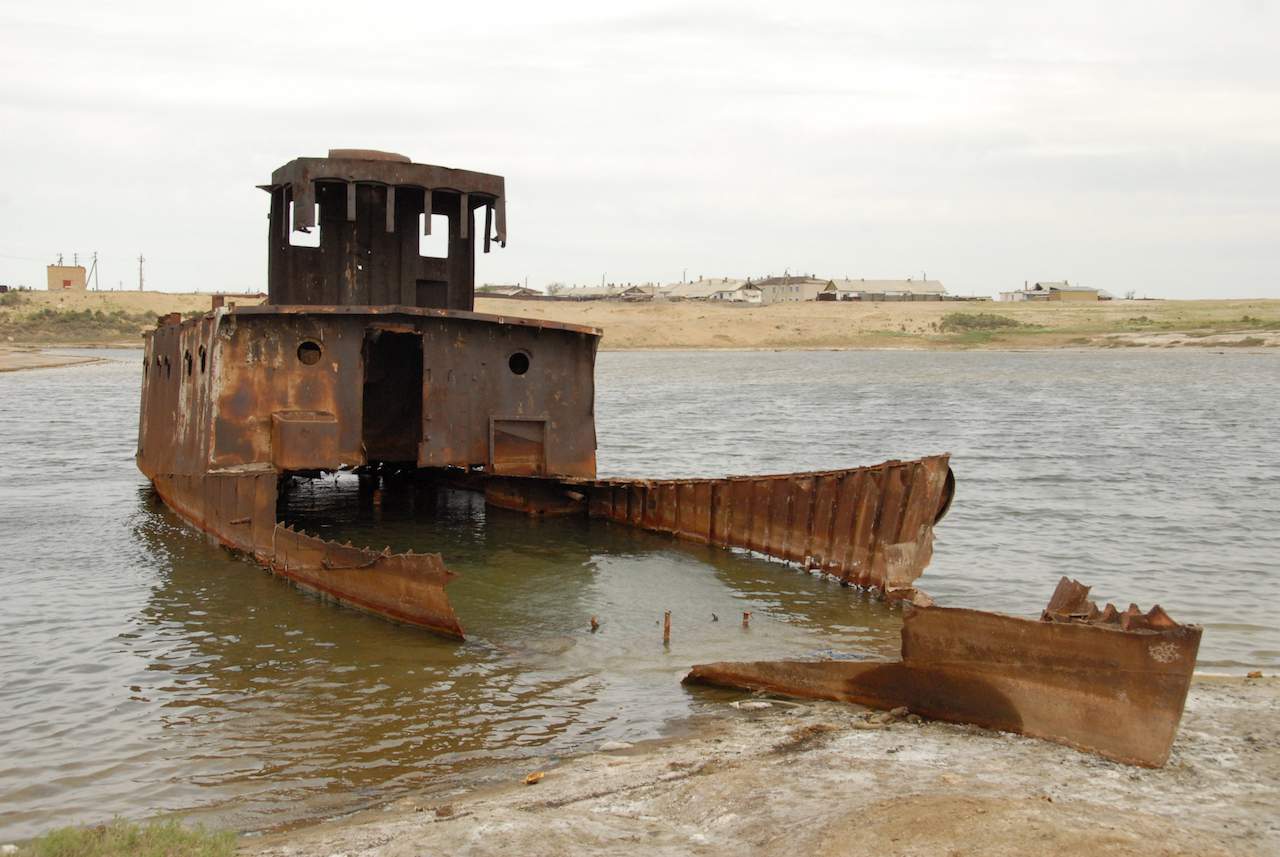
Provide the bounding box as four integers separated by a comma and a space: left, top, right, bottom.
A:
820, 278, 947, 301
660, 277, 744, 300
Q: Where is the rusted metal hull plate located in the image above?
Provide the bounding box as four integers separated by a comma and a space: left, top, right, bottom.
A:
559, 455, 954, 594
146, 470, 463, 639
685, 579, 1201, 767
269, 524, 462, 639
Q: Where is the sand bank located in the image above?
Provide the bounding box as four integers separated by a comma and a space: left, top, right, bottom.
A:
0, 346, 105, 372
247, 675, 1277, 857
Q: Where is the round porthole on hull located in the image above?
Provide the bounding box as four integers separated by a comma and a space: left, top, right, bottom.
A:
297, 341, 322, 365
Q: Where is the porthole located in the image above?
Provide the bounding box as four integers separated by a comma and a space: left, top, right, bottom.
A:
508, 351, 530, 375
297, 340, 322, 365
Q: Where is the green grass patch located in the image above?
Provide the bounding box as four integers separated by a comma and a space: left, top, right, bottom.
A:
23, 818, 235, 857
938, 312, 1025, 333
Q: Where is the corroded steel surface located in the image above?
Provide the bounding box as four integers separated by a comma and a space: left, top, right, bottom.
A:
269, 524, 462, 639
485, 455, 955, 594
146, 469, 463, 637
684, 578, 1202, 767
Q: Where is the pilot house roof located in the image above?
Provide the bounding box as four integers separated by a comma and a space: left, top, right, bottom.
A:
259, 149, 506, 243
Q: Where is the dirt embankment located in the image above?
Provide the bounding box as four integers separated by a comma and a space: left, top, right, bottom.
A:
476, 296, 1280, 351
247, 676, 1278, 857
3, 291, 1279, 351
0, 290, 264, 349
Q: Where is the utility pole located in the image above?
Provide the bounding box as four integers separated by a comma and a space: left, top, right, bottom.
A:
87, 252, 99, 290
138, 254, 145, 291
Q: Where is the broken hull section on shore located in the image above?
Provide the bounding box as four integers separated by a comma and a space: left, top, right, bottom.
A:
685, 578, 1203, 767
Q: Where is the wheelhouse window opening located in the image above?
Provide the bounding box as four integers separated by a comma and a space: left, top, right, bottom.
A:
418, 213, 449, 259
288, 202, 321, 248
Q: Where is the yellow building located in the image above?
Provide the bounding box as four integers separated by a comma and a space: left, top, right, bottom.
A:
1044, 282, 1099, 301
46, 265, 87, 291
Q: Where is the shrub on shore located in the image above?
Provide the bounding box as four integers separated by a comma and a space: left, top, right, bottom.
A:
938, 312, 1025, 333
21, 818, 234, 857
0, 307, 158, 343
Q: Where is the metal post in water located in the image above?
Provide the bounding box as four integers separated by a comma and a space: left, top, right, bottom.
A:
663, 611, 671, 645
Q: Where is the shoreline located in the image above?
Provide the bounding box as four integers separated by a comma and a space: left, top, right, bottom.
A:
1, 337, 1276, 374
244, 674, 1278, 857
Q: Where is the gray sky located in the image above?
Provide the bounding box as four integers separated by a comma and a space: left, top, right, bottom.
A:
2, 0, 1277, 298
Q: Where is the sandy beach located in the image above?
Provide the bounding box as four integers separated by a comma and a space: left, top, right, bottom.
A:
246, 675, 1278, 857
2, 291, 1278, 354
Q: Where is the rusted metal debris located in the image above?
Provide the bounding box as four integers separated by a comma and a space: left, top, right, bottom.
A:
684, 577, 1202, 767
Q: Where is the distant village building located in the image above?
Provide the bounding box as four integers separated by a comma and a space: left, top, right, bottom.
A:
659, 277, 743, 301
754, 276, 829, 304
708, 281, 762, 303
477, 284, 540, 298
560, 285, 614, 300
998, 281, 1099, 302
818, 278, 947, 302
618, 285, 657, 302
46, 264, 87, 291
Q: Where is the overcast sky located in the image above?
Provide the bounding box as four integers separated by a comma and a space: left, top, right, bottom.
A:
1, 1, 1276, 298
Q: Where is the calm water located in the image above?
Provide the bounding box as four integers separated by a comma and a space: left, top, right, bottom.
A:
0, 347, 1277, 840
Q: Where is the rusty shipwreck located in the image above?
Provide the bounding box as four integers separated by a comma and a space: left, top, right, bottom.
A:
137, 148, 1200, 768
137, 149, 955, 638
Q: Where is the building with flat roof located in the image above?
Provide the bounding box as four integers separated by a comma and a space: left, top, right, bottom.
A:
46, 264, 87, 291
